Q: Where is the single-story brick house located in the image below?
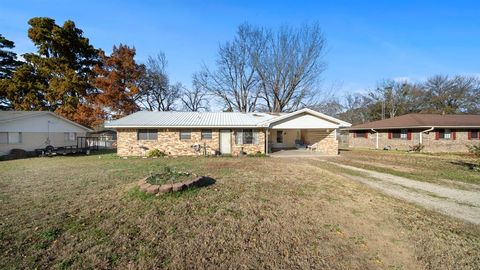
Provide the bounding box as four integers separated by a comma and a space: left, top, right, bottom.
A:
104, 108, 351, 156
343, 114, 480, 152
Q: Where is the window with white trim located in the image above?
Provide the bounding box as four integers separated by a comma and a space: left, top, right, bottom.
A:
439, 129, 451, 140
64, 132, 77, 142
236, 129, 258, 144
179, 130, 191, 140
201, 129, 212, 140
391, 129, 408, 139
137, 129, 158, 140
0, 132, 22, 144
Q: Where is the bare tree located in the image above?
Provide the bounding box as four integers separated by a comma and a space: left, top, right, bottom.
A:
337, 93, 370, 124
137, 53, 180, 111
422, 75, 480, 114
181, 79, 209, 111
250, 23, 327, 112
195, 25, 260, 112
365, 80, 413, 119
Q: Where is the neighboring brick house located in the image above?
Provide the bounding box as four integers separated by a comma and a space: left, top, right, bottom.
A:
344, 114, 480, 152
105, 108, 351, 157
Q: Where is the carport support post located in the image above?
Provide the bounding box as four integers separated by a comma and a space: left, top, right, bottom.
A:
265, 129, 269, 155
371, 129, 379, 149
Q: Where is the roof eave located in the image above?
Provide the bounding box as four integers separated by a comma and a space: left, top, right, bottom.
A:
104, 125, 266, 129
342, 125, 480, 131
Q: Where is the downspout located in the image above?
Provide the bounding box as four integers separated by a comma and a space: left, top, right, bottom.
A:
420, 127, 434, 144
371, 129, 379, 149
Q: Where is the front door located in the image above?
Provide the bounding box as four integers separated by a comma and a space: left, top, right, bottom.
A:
219, 129, 231, 154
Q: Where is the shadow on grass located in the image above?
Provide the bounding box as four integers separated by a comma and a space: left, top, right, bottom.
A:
449, 160, 479, 170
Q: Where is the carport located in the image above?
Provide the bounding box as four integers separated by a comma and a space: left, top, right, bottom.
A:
259, 109, 351, 155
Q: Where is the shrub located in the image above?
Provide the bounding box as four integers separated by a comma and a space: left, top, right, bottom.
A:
409, 144, 424, 152
247, 151, 267, 157
467, 143, 480, 171
468, 143, 480, 158
146, 148, 166, 158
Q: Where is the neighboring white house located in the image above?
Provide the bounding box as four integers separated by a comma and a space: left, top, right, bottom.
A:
0, 111, 92, 155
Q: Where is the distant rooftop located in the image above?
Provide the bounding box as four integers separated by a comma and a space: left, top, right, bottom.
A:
0, 111, 50, 122
345, 114, 480, 130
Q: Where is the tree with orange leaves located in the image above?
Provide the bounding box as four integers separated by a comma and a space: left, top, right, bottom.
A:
93, 44, 145, 121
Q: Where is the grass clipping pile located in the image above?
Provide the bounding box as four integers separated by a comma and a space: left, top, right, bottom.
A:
138, 167, 213, 195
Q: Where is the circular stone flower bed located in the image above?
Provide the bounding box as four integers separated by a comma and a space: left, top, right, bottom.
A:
138, 168, 212, 195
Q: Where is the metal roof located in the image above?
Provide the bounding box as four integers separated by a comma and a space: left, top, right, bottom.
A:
104, 111, 280, 128
344, 113, 480, 130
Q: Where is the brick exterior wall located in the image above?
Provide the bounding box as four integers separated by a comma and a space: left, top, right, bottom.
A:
301, 129, 338, 155
117, 128, 266, 157
348, 129, 478, 153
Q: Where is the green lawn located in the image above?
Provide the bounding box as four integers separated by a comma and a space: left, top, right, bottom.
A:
0, 152, 478, 269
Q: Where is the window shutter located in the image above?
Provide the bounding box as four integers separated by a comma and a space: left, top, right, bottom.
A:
452, 130, 456, 140
407, 131, 412, 140
435, 131, 439, 140
236, 130, 243, 144
388, 132, 392, 139
365, 131, 368, 138
253, 130, 259, 144
468, 130, 472, 140
353, 132, 356, 138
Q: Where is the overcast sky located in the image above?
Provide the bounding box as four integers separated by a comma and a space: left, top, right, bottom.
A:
2, 0, 479, 96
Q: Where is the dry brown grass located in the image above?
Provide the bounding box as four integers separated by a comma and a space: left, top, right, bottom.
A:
330, 149, 480, 188
0, 153, 479, 269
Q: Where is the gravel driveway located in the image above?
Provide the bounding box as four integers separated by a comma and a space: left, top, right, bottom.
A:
325, 161, 480, 225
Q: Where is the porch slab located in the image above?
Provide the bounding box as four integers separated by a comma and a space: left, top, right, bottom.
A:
269, 149, 336, 158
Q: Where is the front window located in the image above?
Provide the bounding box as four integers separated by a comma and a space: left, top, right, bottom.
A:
236, 129, 257, 144
392, 129, 408, 139
354, 131, 367, 138
0, 132, 22, 144
137, 129, 158, 140
439, 129, 451, 140
64, 132, 76, 142
179, 130, 191, 140
276, 130, 283, 143
471, 130, 479, 140
201, 129, 212, 140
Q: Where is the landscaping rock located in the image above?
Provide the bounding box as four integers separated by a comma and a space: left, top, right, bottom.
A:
172, 183, 186, 192
184, 179, 197, 188
145, 185, 159, 194
158, 184, 173, 193
138, 178, 147, 186
140, 183, 152, 192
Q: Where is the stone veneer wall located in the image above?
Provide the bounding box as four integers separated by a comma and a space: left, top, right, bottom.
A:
348, 129, 477, 153
301, 129, 338, 155
117, 128, 266, 157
